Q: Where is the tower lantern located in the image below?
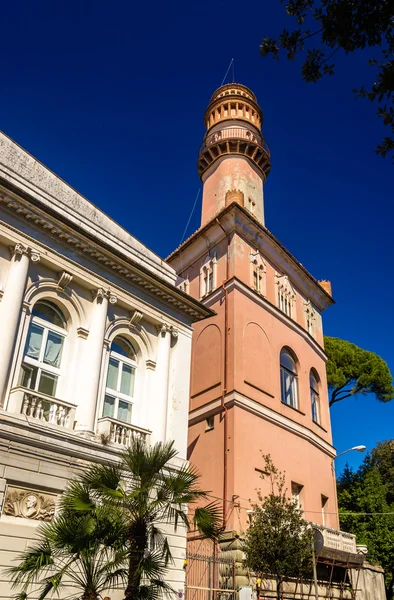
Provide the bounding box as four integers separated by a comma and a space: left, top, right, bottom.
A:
198, 83, 271, 227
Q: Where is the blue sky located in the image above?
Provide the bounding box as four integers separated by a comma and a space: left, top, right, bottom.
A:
1, 0, 392, 474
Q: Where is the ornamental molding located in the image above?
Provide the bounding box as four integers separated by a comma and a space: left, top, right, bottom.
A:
129, 310, 143, 328
275, 273, 296, 298
3, 486, 56, 521
0, 191, 206, 321
249, 250, 266, 270
57, 270, 73, 290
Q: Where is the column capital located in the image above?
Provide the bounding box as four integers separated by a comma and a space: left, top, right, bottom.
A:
91, 288, 117, 305
8, 244, 40, 263
156, 323, 178, 338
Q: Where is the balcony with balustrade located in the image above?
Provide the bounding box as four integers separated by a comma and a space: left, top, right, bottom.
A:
197, 126, 271, 180
6, 387, 151, 449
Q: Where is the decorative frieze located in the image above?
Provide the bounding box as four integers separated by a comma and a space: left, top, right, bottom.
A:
0, 192, 205, 320
3, 487, 56, 521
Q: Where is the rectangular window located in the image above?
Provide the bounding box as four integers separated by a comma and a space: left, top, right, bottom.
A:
118, 400, 132, 424
120, 364, 135, 397
281, 369, 297, 408
103, 395, 116, 418
291, 482, 303, 510
311, 390, 319, 423
321, 495, 328, 526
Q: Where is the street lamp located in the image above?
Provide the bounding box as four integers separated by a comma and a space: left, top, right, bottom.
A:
335, 445, 366, 459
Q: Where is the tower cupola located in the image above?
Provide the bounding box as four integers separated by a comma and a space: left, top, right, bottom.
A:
198, 83, 271, 182
198, 83, 271, 227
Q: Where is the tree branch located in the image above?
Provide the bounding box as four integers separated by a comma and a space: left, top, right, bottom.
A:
329, 392, 353, 407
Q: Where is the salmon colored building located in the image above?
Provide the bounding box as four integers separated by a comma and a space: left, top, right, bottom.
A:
167, 82, 340, 538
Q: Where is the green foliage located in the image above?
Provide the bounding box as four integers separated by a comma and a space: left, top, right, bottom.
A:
63, 437, 221, 600
8, 438, 221, 600
337, 445, 394, 598
243, 455, 313, 600
324, 336, 394, 406
260, 0, 394, 161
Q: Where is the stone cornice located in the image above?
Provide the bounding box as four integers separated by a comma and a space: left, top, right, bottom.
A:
188, 391, 335, 458
0, 186, 214, 323
167, 202, 334, 312
199, 276, 328, 361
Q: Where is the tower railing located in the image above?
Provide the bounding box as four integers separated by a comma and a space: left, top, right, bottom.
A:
200, 127, 270, 156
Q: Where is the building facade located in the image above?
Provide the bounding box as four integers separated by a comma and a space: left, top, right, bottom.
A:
167, 84, 368, 595
0, 131, 212, 600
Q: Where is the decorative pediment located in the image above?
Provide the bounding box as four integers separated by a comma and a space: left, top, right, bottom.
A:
275, 274, 296, 298
250, 251, 266, 270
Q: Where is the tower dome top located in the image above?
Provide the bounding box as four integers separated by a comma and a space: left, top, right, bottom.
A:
209, 82, 258, 104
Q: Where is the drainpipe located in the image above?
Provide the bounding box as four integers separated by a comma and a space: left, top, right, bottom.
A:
215, 217, 230, 529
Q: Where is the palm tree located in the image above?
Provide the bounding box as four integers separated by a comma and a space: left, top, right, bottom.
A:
63, 437, 221, 600
8, 498, 128, 600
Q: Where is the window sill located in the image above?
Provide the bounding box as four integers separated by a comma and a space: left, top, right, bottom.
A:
281, 401, 305, 416
312, 419, 327, 433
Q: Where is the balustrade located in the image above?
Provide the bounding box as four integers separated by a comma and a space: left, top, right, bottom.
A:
97, 416, 150, 447
20, 391, 76, 428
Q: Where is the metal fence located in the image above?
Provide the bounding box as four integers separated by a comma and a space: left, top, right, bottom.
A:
185, 537, 236, 600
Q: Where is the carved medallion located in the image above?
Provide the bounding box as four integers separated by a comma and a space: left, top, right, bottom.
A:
3, 487, 56, 521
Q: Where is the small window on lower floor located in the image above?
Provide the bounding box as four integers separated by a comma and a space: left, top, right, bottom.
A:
205, 415, 215, 431
291, 482, 303, 511
321, 495, 329, 526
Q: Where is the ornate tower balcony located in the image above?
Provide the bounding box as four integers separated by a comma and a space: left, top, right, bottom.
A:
197, 83, 271, 181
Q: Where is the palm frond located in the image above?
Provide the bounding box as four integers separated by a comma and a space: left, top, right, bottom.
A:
193, 502, 222, 539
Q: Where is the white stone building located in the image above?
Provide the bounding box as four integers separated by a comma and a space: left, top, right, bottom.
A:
0, 131, 212, 599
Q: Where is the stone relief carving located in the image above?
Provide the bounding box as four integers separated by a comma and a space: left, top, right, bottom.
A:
3, 487, 56, 521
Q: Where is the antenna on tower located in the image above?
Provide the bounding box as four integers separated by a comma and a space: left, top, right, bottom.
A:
220, 58, 234, 87
232, 59, 235, 83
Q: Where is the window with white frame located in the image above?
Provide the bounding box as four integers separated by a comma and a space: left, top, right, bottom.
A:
310, 369, 320, 424
200, 256, 216, 298
250, 252, 266, 296
103, 337, 137, 424
304, 300, 316, 336
291, 482, 303, 510
276, 274, 296, 318
20, 301, 67, 397
280, 348, 298, 409
321, 495, 328, 526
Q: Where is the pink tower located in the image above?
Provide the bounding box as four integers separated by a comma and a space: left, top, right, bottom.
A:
167, 83, 339, 569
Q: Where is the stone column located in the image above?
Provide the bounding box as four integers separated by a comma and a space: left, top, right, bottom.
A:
152, 324, 172, 443
0, 244, 39, 405
75, 288, 116, 433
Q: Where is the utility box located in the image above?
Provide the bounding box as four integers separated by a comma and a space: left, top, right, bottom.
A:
239, 586, 253, 600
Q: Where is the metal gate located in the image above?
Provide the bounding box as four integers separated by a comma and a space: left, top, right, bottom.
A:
185, 537, 236, 600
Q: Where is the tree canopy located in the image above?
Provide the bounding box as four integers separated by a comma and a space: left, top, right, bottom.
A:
337, 441, 394, 598
243, 455, 312, 600
260, 0, 394, 161
324, 336, 394, 407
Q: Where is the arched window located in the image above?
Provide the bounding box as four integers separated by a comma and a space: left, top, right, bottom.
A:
280, 348, 298, 408
20, 301, 67, 397
310, 370, 320, 423
103, 337, 137, 424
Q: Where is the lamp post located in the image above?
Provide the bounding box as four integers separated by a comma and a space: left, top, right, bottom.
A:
334, 445, 366, 460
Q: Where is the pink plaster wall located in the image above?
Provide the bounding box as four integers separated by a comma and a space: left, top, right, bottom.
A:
201, 157, 264, 226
